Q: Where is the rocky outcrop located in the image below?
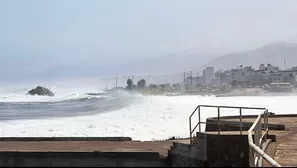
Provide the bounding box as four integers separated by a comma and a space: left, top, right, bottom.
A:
27, 86, 54, 96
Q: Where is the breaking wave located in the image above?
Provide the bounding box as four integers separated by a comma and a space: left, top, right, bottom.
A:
0, 88, 142, 120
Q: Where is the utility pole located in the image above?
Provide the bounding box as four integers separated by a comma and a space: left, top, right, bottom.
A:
183, 72, 186, 85
186, 72, 189, 91
284, 58, 287, 70
115, 76, 118, 89
190, 71, 193, 86
220, 70, 223, 90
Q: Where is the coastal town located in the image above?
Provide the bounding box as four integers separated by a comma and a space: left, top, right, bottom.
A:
183, 62, 297, 94
186, 63, 297, 88
113, 62, 297, 96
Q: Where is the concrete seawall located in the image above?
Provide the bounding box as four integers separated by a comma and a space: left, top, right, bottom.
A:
0, 152, 166, 167
0, 137, 132, 141
0, 138, 173, 167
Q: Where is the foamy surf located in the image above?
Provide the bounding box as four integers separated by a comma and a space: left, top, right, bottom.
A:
0, 94, 296, 141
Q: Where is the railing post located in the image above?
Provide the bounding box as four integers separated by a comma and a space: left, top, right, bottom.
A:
258, 118, 263, 167
257, 120, 260, 146
249, 146, 255, 167
218, 107, 220, 135
239, 108, 242, 135
255, 121, 259, 165
266, 109, 269, 139
258, 119, 262, 166
198, 106, 201, 132
189, 116, 192, 145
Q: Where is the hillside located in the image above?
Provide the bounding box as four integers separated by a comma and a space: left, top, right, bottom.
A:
34, 42, 297, 85
37, 52, 218, 80
197, 42, 297, 72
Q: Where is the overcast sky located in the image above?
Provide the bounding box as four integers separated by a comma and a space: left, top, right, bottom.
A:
1, 0, 297, 80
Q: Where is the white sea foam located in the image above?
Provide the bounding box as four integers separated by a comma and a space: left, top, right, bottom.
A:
0, 95, 296, 141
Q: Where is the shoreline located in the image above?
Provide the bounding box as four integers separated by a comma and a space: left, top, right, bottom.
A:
139, 88, 297, 97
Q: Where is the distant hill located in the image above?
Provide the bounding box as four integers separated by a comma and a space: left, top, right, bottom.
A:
100, 42, 297, 85
196, 42, 297, 72
37, 51, 218, 80
35, 41, 297, 84
148, 41, 297, 84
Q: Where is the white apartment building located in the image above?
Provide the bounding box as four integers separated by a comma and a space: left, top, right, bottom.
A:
203, 67, 214, 85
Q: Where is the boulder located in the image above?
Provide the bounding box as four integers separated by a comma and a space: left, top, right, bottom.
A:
27, 86, 54, 96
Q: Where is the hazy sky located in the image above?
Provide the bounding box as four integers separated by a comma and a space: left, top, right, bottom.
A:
1, 0, 297, 80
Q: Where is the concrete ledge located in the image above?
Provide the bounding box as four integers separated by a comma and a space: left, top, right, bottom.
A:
205, 119, 285, 131
0, 137, 132, 141
208, 114, 297, 120
205, 114, 287, 132
0, 152, 161, 161
0, 152, 165, 167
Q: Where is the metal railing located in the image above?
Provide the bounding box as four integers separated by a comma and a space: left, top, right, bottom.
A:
189, 105, 281, 167
248, 109, 281, 167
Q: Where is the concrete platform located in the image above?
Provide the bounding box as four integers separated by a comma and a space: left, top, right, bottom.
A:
216, 115, 297, 167
0, 139, 190, 157
0, 138, 191, 167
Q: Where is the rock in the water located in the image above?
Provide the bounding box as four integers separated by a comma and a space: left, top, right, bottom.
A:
27, 86, 54, 96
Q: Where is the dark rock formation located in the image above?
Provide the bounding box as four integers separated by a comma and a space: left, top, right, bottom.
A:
27, 86, 54, 96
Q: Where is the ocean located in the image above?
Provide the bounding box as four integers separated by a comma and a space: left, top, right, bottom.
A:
0, 78, 296, 141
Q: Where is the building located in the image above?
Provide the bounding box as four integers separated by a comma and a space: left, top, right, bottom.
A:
185, 76, 204, 86
271, 70, 297, 85
252, 65, 297, 86
231, 66, 255, 87
246, 64, 280, 86
249, 71, 272, 86
267, 63, 279, 71
220, 71, 232, 86
259, 64, 265, 71
203, 67, 214, 85
258, 63, 279, 72
230, 64, 281, 87
195, 77, 204, 85
213, 70, 231, 87
292, 66, 297, 71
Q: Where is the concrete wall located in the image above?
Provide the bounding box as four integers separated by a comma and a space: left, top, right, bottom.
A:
170, 134, 207, 167
170, 155, 206, 167
170, 133, 250, 167
0, 137, 132, 141
0, 152, 166, 167
206, 134, 249, 167
205, 118, 285, 132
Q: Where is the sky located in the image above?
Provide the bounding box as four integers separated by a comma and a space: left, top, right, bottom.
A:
1, 0, 297, 81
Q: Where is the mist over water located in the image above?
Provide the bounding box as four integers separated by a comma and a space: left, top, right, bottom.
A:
0, 79, 141, 120
0, 78, 296, 140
